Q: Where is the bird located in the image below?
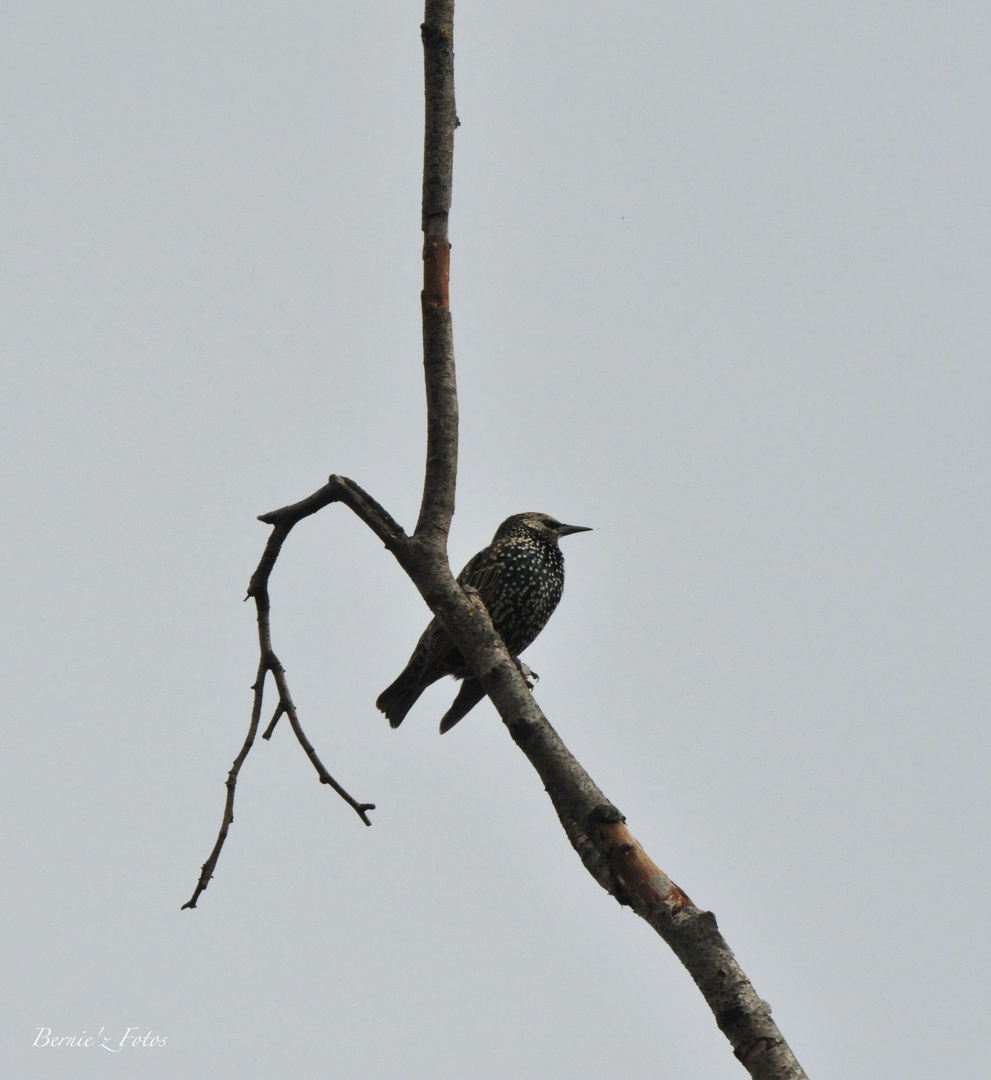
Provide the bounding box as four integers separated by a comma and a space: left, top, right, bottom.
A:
376, 512, 591, 733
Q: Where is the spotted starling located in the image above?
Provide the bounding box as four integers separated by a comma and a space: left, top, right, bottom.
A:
376, 512, 591, 733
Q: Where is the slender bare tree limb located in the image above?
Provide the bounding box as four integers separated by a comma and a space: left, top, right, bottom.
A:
180, 656, 269, 911
182, 478, 383, 911
416, 3, 459, 546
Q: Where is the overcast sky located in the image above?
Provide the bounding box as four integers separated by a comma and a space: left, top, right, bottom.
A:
3, 2, 989, 1077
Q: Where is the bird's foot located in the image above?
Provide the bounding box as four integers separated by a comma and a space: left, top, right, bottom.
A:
516, 659, 539, 688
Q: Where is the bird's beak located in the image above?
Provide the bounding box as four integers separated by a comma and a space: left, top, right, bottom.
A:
557, 523, 593, 536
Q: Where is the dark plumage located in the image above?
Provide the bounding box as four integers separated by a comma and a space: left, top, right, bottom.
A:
377, 512, 591, 733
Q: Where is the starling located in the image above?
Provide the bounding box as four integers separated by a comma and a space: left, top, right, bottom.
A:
377, 512, 591, 733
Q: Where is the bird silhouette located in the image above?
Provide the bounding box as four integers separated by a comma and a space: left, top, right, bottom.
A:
376, 512, 591, 732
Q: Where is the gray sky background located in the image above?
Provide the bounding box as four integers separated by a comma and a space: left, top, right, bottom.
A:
3, 2, 989, 1077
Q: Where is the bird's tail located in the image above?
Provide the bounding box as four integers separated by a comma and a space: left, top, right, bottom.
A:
376, 669, 428, 728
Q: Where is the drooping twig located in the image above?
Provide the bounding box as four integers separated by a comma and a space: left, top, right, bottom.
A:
180, 655, 269, 911
182, 478, 386, 910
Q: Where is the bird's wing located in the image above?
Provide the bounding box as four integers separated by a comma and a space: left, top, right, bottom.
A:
411, 617, 464, 686
457, 543, 505, 604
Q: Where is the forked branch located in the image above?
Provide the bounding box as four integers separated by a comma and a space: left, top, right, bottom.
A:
182, 477, 387, 910
182, 5, 810, 1078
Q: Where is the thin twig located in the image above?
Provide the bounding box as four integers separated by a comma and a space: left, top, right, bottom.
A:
248, 501, 376, 826
180, 659, 268, 910
261, 703, 284, 741
182, 481, 381, 909
269, 662, 373, 820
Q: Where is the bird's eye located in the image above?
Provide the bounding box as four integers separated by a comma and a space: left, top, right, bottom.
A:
541, 518, 558, 529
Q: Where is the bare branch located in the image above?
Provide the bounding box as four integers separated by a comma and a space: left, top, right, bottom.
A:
420, 2, 456, 240
261, 703, 284, 741
181, 658, 268, 910
379, 4, 810, 1076
416, 2, 459, 547
184, 6, 811, 1075
183, 478, 383, 910
267, 658, 374, 823
256, 473, 400, 534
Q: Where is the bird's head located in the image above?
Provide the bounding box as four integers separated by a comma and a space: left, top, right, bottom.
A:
496, 512, 593, 545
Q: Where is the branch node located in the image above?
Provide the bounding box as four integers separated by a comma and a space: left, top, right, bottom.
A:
587, 802, 625, 825
734, 1036, 782, 1066
506, 714, 538, 749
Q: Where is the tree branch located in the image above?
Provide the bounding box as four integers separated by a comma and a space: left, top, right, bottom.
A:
183, 5, 811, 1076
416, 2, 459, 548
181, 477, 386, 911
379, 3, 810, 1076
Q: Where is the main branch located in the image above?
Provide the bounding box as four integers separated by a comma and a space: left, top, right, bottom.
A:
382, 4, 810, 1077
